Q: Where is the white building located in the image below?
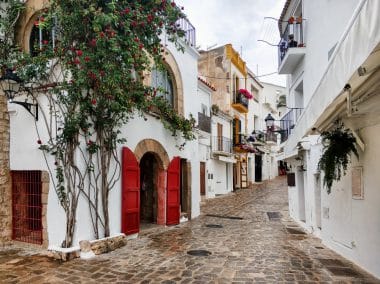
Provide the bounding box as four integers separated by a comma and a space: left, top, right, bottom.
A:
197, 77, 234, 199
278, 0, 380, 278
5, 2, 202, 249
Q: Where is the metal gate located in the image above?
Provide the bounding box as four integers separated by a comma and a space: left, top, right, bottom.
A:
11, 171, 43, 244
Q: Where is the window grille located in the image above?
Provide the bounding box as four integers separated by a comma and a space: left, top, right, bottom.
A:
12, 171, 43, 245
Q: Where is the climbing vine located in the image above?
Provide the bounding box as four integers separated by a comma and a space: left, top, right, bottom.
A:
1, 0, 195, 247
318, 123, 359, 193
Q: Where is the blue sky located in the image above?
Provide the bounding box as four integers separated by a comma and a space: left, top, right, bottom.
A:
176, 0, 286, 86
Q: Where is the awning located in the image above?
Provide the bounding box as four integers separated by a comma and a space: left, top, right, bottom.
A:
284, 0, 380, 156
218, 156, 237, 163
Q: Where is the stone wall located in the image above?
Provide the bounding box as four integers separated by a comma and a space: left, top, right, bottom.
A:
0, 96, 11, 244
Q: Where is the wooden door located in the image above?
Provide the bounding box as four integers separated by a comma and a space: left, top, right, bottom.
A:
255, 155, 262, 182
121, 147, 140, 235
200, 162, 206, 196
217, 123, 223, 151
166, 157, 180, 225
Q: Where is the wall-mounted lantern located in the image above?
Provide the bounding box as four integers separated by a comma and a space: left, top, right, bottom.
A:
0, 68, 38, 120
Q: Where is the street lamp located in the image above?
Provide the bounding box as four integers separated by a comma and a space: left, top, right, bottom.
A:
265, 113, 275, 131
0, 68, 38, 120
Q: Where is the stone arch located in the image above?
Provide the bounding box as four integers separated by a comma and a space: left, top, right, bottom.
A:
16, 0, 49, 52
134, 139, 170, 170
144, 48, 184, 116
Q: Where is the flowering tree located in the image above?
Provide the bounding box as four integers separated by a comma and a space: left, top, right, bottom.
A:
1, 0, 194, 247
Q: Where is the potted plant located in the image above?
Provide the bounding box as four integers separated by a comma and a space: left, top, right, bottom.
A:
238, 89, 253, 99
211, 104, 219, 115
318, 123, 359, 193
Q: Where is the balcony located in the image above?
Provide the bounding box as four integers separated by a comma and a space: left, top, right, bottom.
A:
212, 136, 232, 155
264, 132, 277, 145
279, 108, 303, 143
197, 112, 211, 133
176, 18, 196, 47
233, 134, 257, 153
232, 92, 249, 113
278, 20, 306, 74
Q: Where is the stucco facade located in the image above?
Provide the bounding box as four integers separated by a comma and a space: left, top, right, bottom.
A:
278, 0, 380, 278
3, 1, 202, 248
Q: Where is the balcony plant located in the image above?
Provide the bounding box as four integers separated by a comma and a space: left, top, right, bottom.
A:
318, 123, 358, 193
211, 104, 219, 115
238, 89, 253, 99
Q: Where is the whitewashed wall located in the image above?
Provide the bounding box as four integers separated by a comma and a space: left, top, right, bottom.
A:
209, 114, 233, 195
321, 124, 380, 278
9, 40, 200, 247
282, 0, 380, 278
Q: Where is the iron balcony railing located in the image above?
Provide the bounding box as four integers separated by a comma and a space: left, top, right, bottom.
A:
280, 108, 303, 143
278, 20, 305, 66
197, 112, 211, 133
233, 92, 249, 109
212, 136, 232, 154
176, 18, 196, 47
265, 132, 277, 144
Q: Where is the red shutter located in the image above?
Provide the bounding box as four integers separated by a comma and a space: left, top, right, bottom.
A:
121, 147, 140, 235
166, 156, 181, 225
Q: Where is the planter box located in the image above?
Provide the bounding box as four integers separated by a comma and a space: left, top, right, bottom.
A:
47, 234, 127, 261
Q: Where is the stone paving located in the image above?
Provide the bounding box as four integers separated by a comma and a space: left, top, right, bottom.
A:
0, 177, 379, 283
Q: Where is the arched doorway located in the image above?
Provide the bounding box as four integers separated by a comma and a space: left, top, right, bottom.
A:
139, 153, 159, 224
121, 141, 184, 235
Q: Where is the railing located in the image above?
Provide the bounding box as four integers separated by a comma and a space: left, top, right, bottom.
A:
279, 108, 303, 143
233, 92, 249, 109
176, 18, 196, 47
233, 133, 246, 146
265, 132, 277, 144
278, 20, 305, 66
197, 112, 211, 133
212, 136, 232, 154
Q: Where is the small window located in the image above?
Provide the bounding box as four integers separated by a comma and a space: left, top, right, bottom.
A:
251, 85, 259, 102
29, 15, 57, 56
151, 67, 174, 107
201, 104, 208, 115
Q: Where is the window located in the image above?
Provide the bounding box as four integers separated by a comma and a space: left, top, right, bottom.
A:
232, 118, 241, 145
151, 67, 174, 106
12, 171, 43, 244
251, 85, 259, 102
201, 104, 208, 115
29, 15, 58, 56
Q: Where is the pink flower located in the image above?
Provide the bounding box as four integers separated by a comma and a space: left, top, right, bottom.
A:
73, 57, 81, 65
89, 39, 97, 47
238, 89, 253, 99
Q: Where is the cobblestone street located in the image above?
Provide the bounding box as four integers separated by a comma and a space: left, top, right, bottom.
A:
0, 177, 379, 283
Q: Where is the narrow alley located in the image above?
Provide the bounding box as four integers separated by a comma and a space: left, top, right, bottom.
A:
0, 177, 378, 283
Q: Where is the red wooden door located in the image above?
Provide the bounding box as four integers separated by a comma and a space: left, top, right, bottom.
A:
121, 147, 140, 235
166, 157, 181, 225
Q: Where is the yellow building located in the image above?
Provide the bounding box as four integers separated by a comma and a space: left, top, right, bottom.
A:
198, 44, 253, 189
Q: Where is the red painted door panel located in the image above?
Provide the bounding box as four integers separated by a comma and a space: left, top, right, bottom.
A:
166, 157, 180, 225
121, 147, 140, 235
